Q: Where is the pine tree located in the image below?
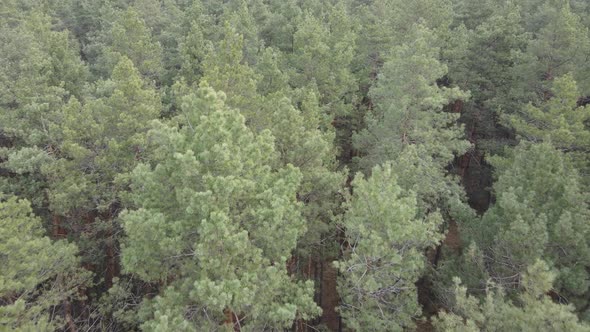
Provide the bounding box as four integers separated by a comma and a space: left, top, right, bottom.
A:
460, 142, 590, 319
289, 4, 358, 117
352, 0, 455, 90
510, 74, 590, 149
337, 163, 444, 331
260, 0, 302, 52
0, 9, 88, 211
514, 1, 590, 101
198, 23, 345, 260
444, 1, 528, 125
120, 86, 320, 330
178, 20, 210, 85
5, 0, 590, 329
0, 195, 89, 331
38, 57, 160, 292
353, 28, 473, 312
220, 0, 266, 65
0, 10, 87, 147
434, 261, 590, 331
129, 0, 187, 85
508, 74, 590, 183
88, 7, 163, 80
354, 25, 470, 172
200, 23, 263, 116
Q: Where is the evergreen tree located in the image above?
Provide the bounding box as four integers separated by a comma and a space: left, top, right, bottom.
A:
130, 0, 187, 85
508, 75, 590, 182
0, 9, 88, 210
178, 20, 210, 86
435, 261, 590, 331
510, 75, 590, 150
3, 56, 163, 319
43, 56, 160, 215
458, 142, 590, 319
36, 57, 160, 295
444, 1, 528, 129
0, 195, 89, 331
121, 86, 320, 330
260, 0, 302, 52
337, 163, 444, 331
201, 23, 262, 116
199, 23, 344, 260
352, 0, 455, 90
221, 0, 266, 65
514, 1, 590, 101
87, 7, 163, 80
3, 0, 590, 329
354, 25, 470, 172
0, 10, 87, 147
289, 4, 358, 118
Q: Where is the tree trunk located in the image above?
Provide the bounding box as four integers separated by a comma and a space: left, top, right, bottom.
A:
105, 217, 118, 289
224, 308, 241, 331
52, 214, 66, 239
64, 299, 77, 332
319, 260, 341, 331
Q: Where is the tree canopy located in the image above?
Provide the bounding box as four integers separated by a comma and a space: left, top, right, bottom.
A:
1, 0, 589, 330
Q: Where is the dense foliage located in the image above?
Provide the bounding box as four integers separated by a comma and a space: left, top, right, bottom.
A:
1, 0, 589, 331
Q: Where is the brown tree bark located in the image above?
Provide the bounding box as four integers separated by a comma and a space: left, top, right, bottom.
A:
105, 217, 118, 289
52, 214, 66, 239
319, 260, 340, 331
223, 308, 241, 331
64, 299, 77, 332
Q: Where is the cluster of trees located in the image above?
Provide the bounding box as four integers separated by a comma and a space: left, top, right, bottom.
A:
1, 0, 589, 330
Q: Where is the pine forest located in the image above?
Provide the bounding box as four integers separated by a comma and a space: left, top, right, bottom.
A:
1, 0, 590, 331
